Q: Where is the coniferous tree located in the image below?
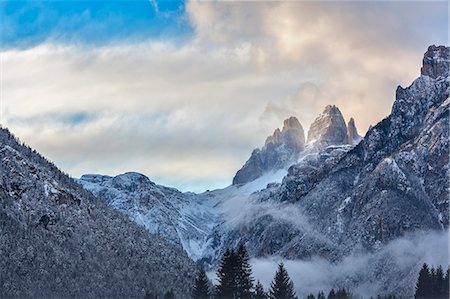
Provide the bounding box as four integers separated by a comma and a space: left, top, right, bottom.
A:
328, 289, 336, 299
192, 268, 210, 299
335, 288, 350, 299
306, 294, 316, 299
145, 291, 158, 299
435, 265, 445, 298
415, 263, 431, 299
430, 267, 437, 298
268, 263, 297, 299
236, 244, 254, 298
163, 289, 175, 299
254, 281, 268, 299
317, 291, 326, 299
216, 249, 238, 298
443, 267, 449, 299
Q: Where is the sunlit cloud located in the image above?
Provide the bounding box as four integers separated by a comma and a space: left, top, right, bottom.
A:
1, 1, 447, 191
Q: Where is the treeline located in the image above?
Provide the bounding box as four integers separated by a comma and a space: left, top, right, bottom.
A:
145, 251, 450, 299
191, 245, 352, 299
415, 263, 449, 299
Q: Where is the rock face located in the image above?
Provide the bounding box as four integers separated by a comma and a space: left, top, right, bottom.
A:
421, 45, 450, 79
77, 172, 219, 262
76, 45, 448, 297
307, 105, 348, 146
232, 117, 305, 185
218, 45, 449, 296
0, 129, 196, 298
346, 117, 361, 144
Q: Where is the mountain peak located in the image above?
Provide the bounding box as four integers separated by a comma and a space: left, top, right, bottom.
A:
307, 105, 348, 145
233, 116, 305, 185
421, 45, 450, 79
282, 116, 302, 131
323, 104, 341, 114
346, 117, 361, 144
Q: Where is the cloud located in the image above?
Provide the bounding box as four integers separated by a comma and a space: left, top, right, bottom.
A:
250, 230, 449, 298
1, 1, 447, 191
187, 1, 448, 132
2, 43, 287, 191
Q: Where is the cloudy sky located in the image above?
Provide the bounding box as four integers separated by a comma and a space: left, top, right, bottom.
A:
0, 0, 448, 192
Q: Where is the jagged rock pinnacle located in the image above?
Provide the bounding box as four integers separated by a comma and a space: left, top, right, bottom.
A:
307, 105, 348, 146
346, 117, 361, 145
421, 45, 450, 79
233, 117, 305, 185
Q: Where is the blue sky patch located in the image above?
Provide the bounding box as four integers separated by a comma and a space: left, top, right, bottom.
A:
0, 0, 192, 49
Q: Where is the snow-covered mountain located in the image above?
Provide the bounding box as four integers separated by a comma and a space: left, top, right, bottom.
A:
233, 110, 361, 185
0, 128, 197, 298
219, 45, 449, 295
78, 106, 362, 267
233, 116, 306, 185
77, 168, 289, 264
77, 45, 449, 296
77, 172, 221, 261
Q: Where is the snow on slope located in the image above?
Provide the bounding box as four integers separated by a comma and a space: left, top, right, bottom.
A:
78, 169, 289, 261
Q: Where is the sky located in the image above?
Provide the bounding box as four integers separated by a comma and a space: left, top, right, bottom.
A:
0, 0, 448, 192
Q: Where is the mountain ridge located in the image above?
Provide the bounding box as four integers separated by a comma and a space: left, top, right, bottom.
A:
0, 128, 197, 298
78, 44, 449, 297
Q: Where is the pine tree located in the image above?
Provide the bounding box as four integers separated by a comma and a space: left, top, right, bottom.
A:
192, 268, 210, 299
145, 291, 158, 299
254, 281, 268, 299
317, 291, 326, 299
236, 244, 254, 299
307, 294, 316, 299
443, 267, 449, 299
435, 265, 445, 298
328, 289, 336, 299
216, 249, 238, 298
269, 263, 297, 299
163, 289, 175, 299
415, 263, 431, 299
335, 288, 350, 299
430, 267, 437, 298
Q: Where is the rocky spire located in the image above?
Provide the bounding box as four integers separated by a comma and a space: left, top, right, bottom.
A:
265, 117, 305, 150
232, 117, 305, 185
346, 117, 361, 145
420, 45, 450, 79
307, 105, 348, 146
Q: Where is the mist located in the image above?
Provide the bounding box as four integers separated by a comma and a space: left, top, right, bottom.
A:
250, 230, 449, 298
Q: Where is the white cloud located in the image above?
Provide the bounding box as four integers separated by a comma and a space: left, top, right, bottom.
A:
1, 1, 447, 191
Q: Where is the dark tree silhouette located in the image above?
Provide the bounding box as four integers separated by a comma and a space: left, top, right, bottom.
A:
414, 263, 450, 299
444, 267, 449, 298
317, 291, 326, 299
236, 244, 254, 299
145, 291, 158, 299
268, 263, 297, 299
254, 281, 268, 299
163, 289, 175, 299
192, 268, 210, 299
216, 249, 238, 298
335, 288, 351, 299
435, 265, 445, 298
328, 289, 336, 299
415, 263, 432, 299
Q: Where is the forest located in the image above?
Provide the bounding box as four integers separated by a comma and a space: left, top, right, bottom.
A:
145, 245, 449, 299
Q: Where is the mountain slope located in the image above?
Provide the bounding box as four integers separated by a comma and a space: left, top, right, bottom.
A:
0, 129, 196, 298
221, 45, 449, 296
77, 45, 448, 297
77, 172, 221, 261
